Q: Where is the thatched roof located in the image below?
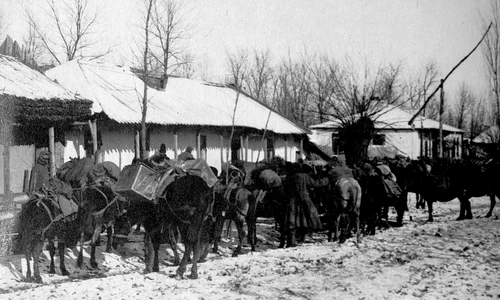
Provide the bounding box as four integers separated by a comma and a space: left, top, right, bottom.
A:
0, 54, 92, 124
46, 60, 307, 135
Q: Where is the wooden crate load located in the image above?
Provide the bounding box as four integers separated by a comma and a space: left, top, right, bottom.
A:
114, 163, 162, 202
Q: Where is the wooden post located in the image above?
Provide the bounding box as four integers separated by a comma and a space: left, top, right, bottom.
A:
174, 131, 178, 159
197, 131, 201, 159
220, 135, 224, 170
439, 79, 444, 158
240, 135, 244, 160
245, 136, 249, 162
135, 131, 140, 159
300, 138, 304, 160
2, 126, 11, 205
263, 138, 268, 160
49, 127, 55, 177
284, 137, 288, 161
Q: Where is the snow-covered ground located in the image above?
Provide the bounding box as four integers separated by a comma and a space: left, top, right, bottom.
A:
1, 194, 500, 300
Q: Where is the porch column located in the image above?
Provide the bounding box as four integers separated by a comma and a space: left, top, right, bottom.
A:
196, 131, 201, 159
220, 135, 224, 169
174, 131, 178, 159
284, 137, 288, 161
135, 131, 140, 159
245, 136, 249, 162
300, 138, 304, 160
49, 127, 55, 177
240, 135, 244, 160
263, 138, 268, 160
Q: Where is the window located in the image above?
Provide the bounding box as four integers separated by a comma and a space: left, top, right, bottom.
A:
373, 134, 386, 146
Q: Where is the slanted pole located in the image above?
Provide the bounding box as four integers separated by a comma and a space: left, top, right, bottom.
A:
439, 79, 444, 158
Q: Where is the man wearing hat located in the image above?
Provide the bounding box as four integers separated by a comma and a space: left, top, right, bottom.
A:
28, 150, 51, 193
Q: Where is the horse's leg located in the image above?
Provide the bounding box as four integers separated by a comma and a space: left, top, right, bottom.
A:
32, 240, 43, 283
246, 216, 257, 252
334, 213, 340, 242
426, 200, 434, 222
464, 197, 473, 219
152, 233, 161, 272
105, 225, 113, 253
48, 240, 56, 274
176, 243, 191, 279
232, 218, 245, 257
58, 241, 70, 276
189, 241, 204, 280
90, 222, 102, 268
24, 250, 32, 282
225, 219, 232, 240
486, 193, 496, 218
143, 232, 154, 273
168, 227, 181, 266
77, 232, 85, 268
356, 211, 360, 244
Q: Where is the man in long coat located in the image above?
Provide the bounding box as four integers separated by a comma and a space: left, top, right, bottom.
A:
283, 163, 328, 247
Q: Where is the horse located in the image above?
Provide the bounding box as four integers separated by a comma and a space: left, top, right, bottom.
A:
326, 177, 362, 244
212, 185, 257, 257
112, 198, 182, 266
115, 174, 215, 279
17, 190, 82, 283
406, 158, 500, 222
75, 184, 124, 269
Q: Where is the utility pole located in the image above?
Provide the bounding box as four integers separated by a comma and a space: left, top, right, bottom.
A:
439, 79, 444, 158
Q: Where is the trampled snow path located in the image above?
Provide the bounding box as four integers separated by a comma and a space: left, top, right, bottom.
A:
1, 195, 500, 300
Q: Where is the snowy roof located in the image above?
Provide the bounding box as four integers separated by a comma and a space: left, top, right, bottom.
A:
0, 54, 77, 100
472, 126, 499, 144
0, 54, 92, 123
310, 105, 464, 134
45, 60, 307, 135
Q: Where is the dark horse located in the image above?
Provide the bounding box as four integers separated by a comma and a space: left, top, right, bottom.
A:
17, 191, 82, 283
115, 174, 215, 279
212, 185, 257, 257
326, 177, 362, 244
406, 158, 500, 222
76, 184, 123, 269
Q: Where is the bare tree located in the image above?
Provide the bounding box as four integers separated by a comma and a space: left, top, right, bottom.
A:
306, 54, 337, 124
149, 0, 192, 88
470, 96, 490, 141
245, 48, 274, 106
25, 0, 109, 65
139, 0, 154, 159
482, 0, 500, 142
452, 83, 474, 131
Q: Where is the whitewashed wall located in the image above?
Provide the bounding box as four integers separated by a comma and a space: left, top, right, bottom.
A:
384, 130, 420, 159
64, 124, 304, 174
0, 145, 35, 194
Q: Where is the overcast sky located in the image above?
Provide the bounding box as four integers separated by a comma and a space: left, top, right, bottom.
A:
2, 0, 493, 102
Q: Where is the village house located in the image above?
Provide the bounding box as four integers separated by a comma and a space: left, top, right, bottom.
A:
309, 104, 464, 160
45, 60, 311, 174
0, 54, 92, 201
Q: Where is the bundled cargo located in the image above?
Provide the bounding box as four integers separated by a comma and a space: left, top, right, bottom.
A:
114, 163, 163, 202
